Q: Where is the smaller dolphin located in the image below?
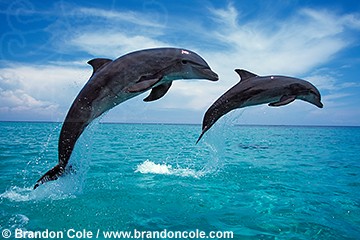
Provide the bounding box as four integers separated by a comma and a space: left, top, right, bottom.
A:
197, 69, 323, 143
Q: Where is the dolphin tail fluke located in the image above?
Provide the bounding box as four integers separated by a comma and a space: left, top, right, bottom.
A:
33, 164, 65, 190
196, 127, 208, 144
196, 133, 203, 144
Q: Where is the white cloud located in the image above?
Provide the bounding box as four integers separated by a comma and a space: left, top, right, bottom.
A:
61, 5, 171, 58
69, 32, 168, 58
77, 7, 165, 28
306, 74, 360, 92
207, 5, 360, 75
0, 63, 90, 120
0, 88, 50, 108
0, 88, 59, 119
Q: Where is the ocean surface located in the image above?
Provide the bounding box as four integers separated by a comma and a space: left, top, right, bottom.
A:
0, 121, 359, 239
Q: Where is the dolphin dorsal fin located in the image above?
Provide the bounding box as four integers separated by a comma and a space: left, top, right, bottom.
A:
235, 69, 258, 82
87, 58, 112, 76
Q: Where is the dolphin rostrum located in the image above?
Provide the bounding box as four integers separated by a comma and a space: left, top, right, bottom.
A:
34, 48, 218, 189
196, 69, 323, 143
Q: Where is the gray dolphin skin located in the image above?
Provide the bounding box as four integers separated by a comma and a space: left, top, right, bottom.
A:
34, 47, 218, 189
196, 69, 323, 143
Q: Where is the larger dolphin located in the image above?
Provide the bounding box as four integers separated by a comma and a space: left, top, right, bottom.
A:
34, 48, 218, 189
197, 69, 323, 143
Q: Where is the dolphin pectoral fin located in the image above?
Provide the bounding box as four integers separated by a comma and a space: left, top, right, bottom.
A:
126, 77, 161, 93
143, 82, 172, 102
87, 58, 112, 77
269, 95, 296, 107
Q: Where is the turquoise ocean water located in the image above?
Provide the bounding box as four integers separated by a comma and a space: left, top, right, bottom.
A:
0, 121, 359, 239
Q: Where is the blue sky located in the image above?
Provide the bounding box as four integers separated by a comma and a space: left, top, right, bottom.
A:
1, 0, 360, 126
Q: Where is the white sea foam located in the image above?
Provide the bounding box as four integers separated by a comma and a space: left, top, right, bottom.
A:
135, 160, 205, 178
0, 176, 80, 202
0, 186, 74, 202
135, 160, 172, 174
8, 214, 30, 229
0, 186, 34, 202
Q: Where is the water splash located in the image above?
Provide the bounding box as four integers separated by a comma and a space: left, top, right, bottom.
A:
0, 175, 81, 202
135, 160, 206, 178
6, 214, 30, 231
19, 120, 98, 198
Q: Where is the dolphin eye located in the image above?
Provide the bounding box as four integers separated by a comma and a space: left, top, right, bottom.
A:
181, 60, 188, 65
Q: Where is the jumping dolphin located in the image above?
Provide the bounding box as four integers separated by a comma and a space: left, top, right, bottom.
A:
34, 48, 218, 189
196, 69, 323, 143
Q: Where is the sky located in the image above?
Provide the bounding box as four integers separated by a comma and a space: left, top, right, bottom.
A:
1, 0, 360, 126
